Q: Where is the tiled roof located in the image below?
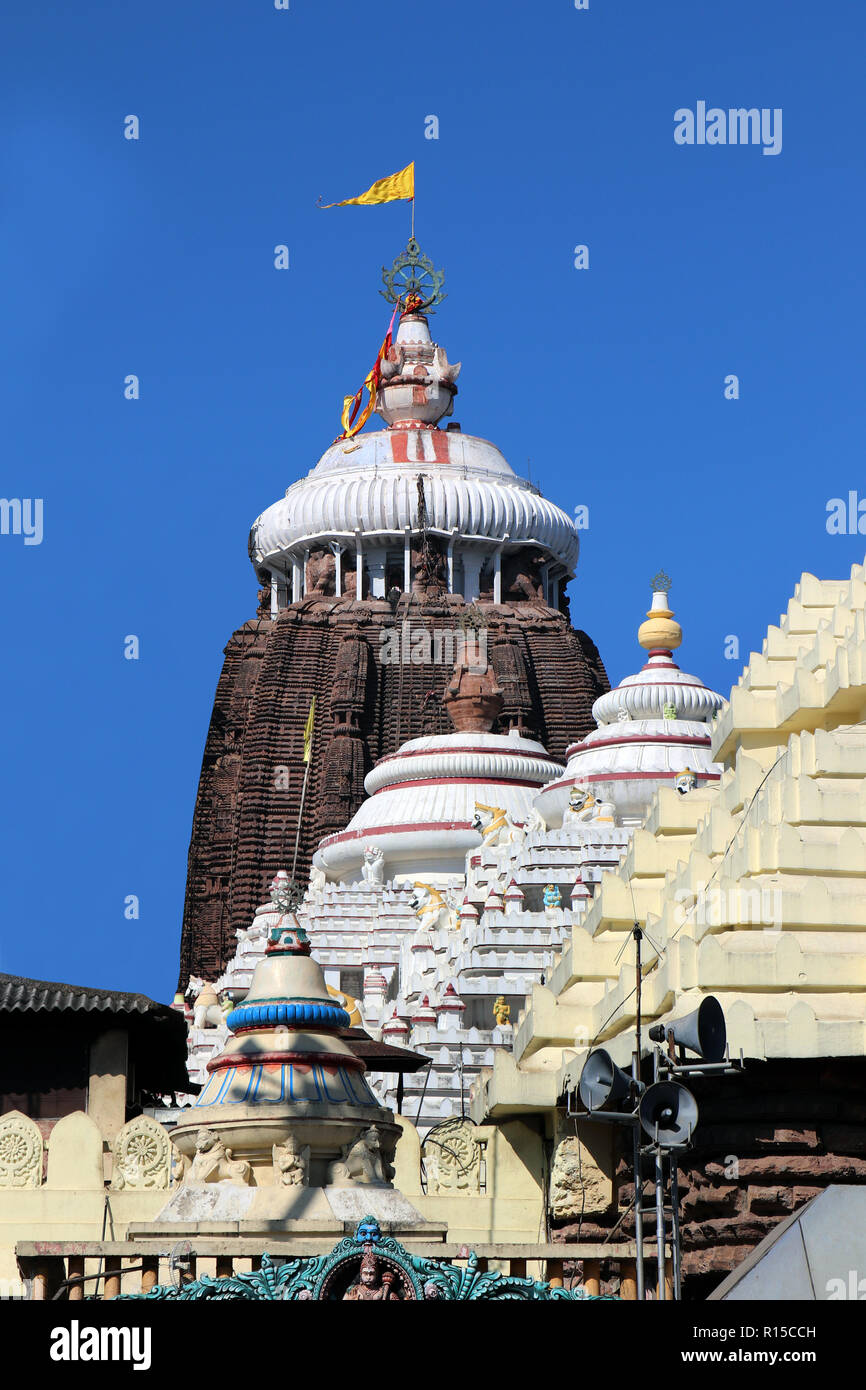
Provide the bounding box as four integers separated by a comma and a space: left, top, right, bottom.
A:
0, 972, 173, 1018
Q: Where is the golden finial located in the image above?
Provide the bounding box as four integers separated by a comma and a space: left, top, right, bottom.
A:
638, 571, 682, 652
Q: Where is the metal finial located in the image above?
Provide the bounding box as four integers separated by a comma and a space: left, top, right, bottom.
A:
381, 238, 446, 313
650, 570, 672, 595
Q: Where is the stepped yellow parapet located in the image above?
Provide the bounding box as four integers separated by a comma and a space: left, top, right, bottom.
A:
473, 558, 866, 1121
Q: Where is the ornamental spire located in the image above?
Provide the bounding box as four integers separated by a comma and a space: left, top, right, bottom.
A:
380, 238, 446, 314
638, 571, 682, 653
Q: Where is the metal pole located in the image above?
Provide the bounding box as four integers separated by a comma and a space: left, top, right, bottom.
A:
670, 1159, 683, 1300
291, 753, 313, 883
631, 1107, 645, 1301
655, 1147, 666, 1300
632, 924, 645, 1301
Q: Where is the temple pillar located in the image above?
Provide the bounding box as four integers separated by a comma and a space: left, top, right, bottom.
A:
462, 551, 483, 603
366, 547, 387, 598
269, 568, 280, 619
330, 543, 344, 597
539, 560, 552, 606
354, 531, 364, 600
88, 1028, 128, 1143
447, 528, 458, 594
292, 557, 303, 603
493, 537, 508, 604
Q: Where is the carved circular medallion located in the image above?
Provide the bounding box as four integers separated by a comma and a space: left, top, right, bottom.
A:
0, 1113, 42, 1188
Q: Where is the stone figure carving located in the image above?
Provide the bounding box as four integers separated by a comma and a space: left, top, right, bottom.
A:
187, 1129, 252, 1186
472, 802, 520, 848
524, 807, 547, 835
543, 883, 562, 910
331, 1125, 393, 1187
186, 977, 228, 1030
0, 1110, 43, 1189
171, 1145, 191, 1186
412, 538, 447, 595
256, 574, 272, 619
423, 1119, 481, 1195
272, 1135, 310, 1187
342, 1247, 401, 1301
361, 844, 385, 887
305, 549, 336, 596
675, 768, 698, 795
307, 864, 327, 895
111, 1114, 172, 1191
410, 881, 457, 932
492, 996, 511, 1027
562, 785, 615, 827
549, 1137, 612, 1219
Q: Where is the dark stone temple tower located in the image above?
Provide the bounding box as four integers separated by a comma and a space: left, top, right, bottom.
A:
179, 244, 609, 985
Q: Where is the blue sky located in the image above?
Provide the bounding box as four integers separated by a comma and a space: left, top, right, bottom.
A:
1, 0, 863, 1001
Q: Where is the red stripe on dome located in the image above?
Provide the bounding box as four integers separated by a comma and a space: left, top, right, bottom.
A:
621, 678, 714, 688
318, 820, 475, 848
565, 733, 712, 756
375, 744, 557, 765
207, 1050, 367, 1074
431, 430, 451, 462
372, 774, 541, 794
544, 771, 720, 788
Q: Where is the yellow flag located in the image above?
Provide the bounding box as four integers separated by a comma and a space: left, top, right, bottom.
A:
319, 162, 414, 209
302, 697, 316, 763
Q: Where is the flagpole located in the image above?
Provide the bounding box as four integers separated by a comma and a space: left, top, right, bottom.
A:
291, 753, 312, 884
411, 194, 415, 240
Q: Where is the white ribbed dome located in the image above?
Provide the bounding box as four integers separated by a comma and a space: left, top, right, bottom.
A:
314, 728, 564, 883
365, 731, 562, 796
591, 653, 724, 726
250, 429, 580, 574
534, 587, 725, 827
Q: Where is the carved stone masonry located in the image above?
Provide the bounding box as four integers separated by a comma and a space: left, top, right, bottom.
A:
186, 1128, 253, 1186
273, 1135, 310, 1187
331, 1125, 394, 1187
424, 1119, 481, 1195
550, 1137, 612, 1219
0, 1111, 43, 1189
111, 1114, 172, 1191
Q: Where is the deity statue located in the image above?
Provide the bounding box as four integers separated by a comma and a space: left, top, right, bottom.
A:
662, 700, 678, 720
188, 1129, 252, 1186
562, 785, 616, 827
308, 865, 326, 895
675, 767, 698, 796
492, 996, 511, 1027
342, 1247, 401, 1301
272, 1135, 310, 1187
361, 844, 385, 887
331, 1125, 393, 1186
410, 881, 458, 931
186, 978, 228, 1030
543, 883, 562, 910
472, 802, 520, 848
